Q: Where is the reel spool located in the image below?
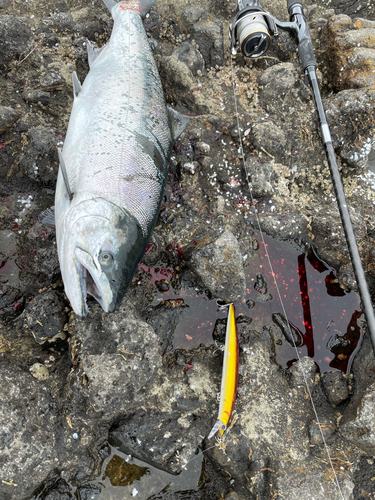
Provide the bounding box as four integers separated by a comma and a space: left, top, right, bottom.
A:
236, 12, 272, 57
229, 0, 277, 58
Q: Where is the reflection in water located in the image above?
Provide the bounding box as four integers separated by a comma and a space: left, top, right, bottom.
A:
104, 455, 149, 487
78, 446, 204, 500
298, 253, 314, 357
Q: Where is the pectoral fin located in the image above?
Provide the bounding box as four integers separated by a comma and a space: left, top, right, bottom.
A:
39, 206, 55, 228
58, 148, 74, 201
167, 107, 189, 142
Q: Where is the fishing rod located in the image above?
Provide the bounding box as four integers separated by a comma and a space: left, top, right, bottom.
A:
229, 0, 375, 357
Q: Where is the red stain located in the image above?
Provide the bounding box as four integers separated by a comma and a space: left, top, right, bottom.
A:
137, 263, 173, 282
183, 362, 193, 374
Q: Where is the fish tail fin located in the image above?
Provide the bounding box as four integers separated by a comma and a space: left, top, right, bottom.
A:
101, 0, 157, 17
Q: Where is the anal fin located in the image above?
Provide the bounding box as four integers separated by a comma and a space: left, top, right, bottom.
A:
58, 148, 74, 201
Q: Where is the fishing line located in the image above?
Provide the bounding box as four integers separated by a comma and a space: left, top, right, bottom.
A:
229, 56, 345, 500
181, 444, 217, 470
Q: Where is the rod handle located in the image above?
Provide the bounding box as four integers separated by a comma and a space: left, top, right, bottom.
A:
288, 0, 317, 71
287, 0, 302, 11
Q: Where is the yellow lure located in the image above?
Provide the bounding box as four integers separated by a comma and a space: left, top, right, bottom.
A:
208, 303, 239, 439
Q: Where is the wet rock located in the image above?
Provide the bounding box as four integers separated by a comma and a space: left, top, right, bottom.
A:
77, 483, 101, 500
74, 20, 106, 40
22, 89, 51, 106
0, 284, 24, 319
353, 455, 375, 499
0, 0, 11, 11
257, 213, 309, 242
0, 360, 59, 500
224, 491, 241, 500
337, 0, 375, 18
180, 8, 224, 68
189, 229, 246, 302
157, 50, 207, 113
338, 263, 357, 291
36, 13, 75, 35
321, 15, 375, 91
326, 333, 350, 351
42, 34, 60, 48
145, 301, 187, 353
109, 409, 208, 474
32, 247, 60, 280
71, 299, 162, 414
244, 157, 277, 198
257, 62, 296, 113
250, 120, 287, 161
276, 468, 354, 499
289, 356, 318, 393
20, 291, 67, 344
0, 15, 33, 67
340, 380, 375, 453
322, 371, 349, 405
19, 126, 58, 185
253, 273, 272, 302
207, 340, 313, 496
309, 417, 336, 445
172, 41, 205, 75
30, 469, 73, 500
213, 314, 264, 347
272, 313, 303, 347
325, 88, 375, 171
310, 204, 367, 269
0, 106, 21, 134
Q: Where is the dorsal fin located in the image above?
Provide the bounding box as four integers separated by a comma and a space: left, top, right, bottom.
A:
167, 106, 189, 142
72, 71, 82, 98
58, 148, 74, 201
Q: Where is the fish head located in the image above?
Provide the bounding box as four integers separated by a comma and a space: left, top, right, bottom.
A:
58, 198, 145, 317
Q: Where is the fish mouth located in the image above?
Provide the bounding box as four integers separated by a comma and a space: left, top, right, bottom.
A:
81, 265, 102, 303
75, 247, 115, 316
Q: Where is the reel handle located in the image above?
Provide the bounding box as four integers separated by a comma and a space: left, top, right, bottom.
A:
287, 0, 317, 72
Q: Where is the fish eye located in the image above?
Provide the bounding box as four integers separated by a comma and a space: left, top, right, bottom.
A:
99, 251, 113, 266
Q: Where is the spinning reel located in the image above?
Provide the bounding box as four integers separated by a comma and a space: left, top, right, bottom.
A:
229, 0, 316, 73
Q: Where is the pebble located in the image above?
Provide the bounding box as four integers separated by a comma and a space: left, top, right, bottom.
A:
309, 417, 336, 445
0, 106, 22, 134
29, 363, 49, 381
322, 371, 349, 405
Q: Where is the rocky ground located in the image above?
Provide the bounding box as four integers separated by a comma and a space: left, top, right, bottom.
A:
1, 0, 375, 498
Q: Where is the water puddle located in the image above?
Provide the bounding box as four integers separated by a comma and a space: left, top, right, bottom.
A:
139, 234, 364, 374
75, 445, 203, 499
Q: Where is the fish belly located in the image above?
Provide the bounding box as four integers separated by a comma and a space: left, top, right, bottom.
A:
60, 9, 172, 236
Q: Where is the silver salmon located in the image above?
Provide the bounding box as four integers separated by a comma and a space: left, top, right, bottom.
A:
54, 0, 188, 317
